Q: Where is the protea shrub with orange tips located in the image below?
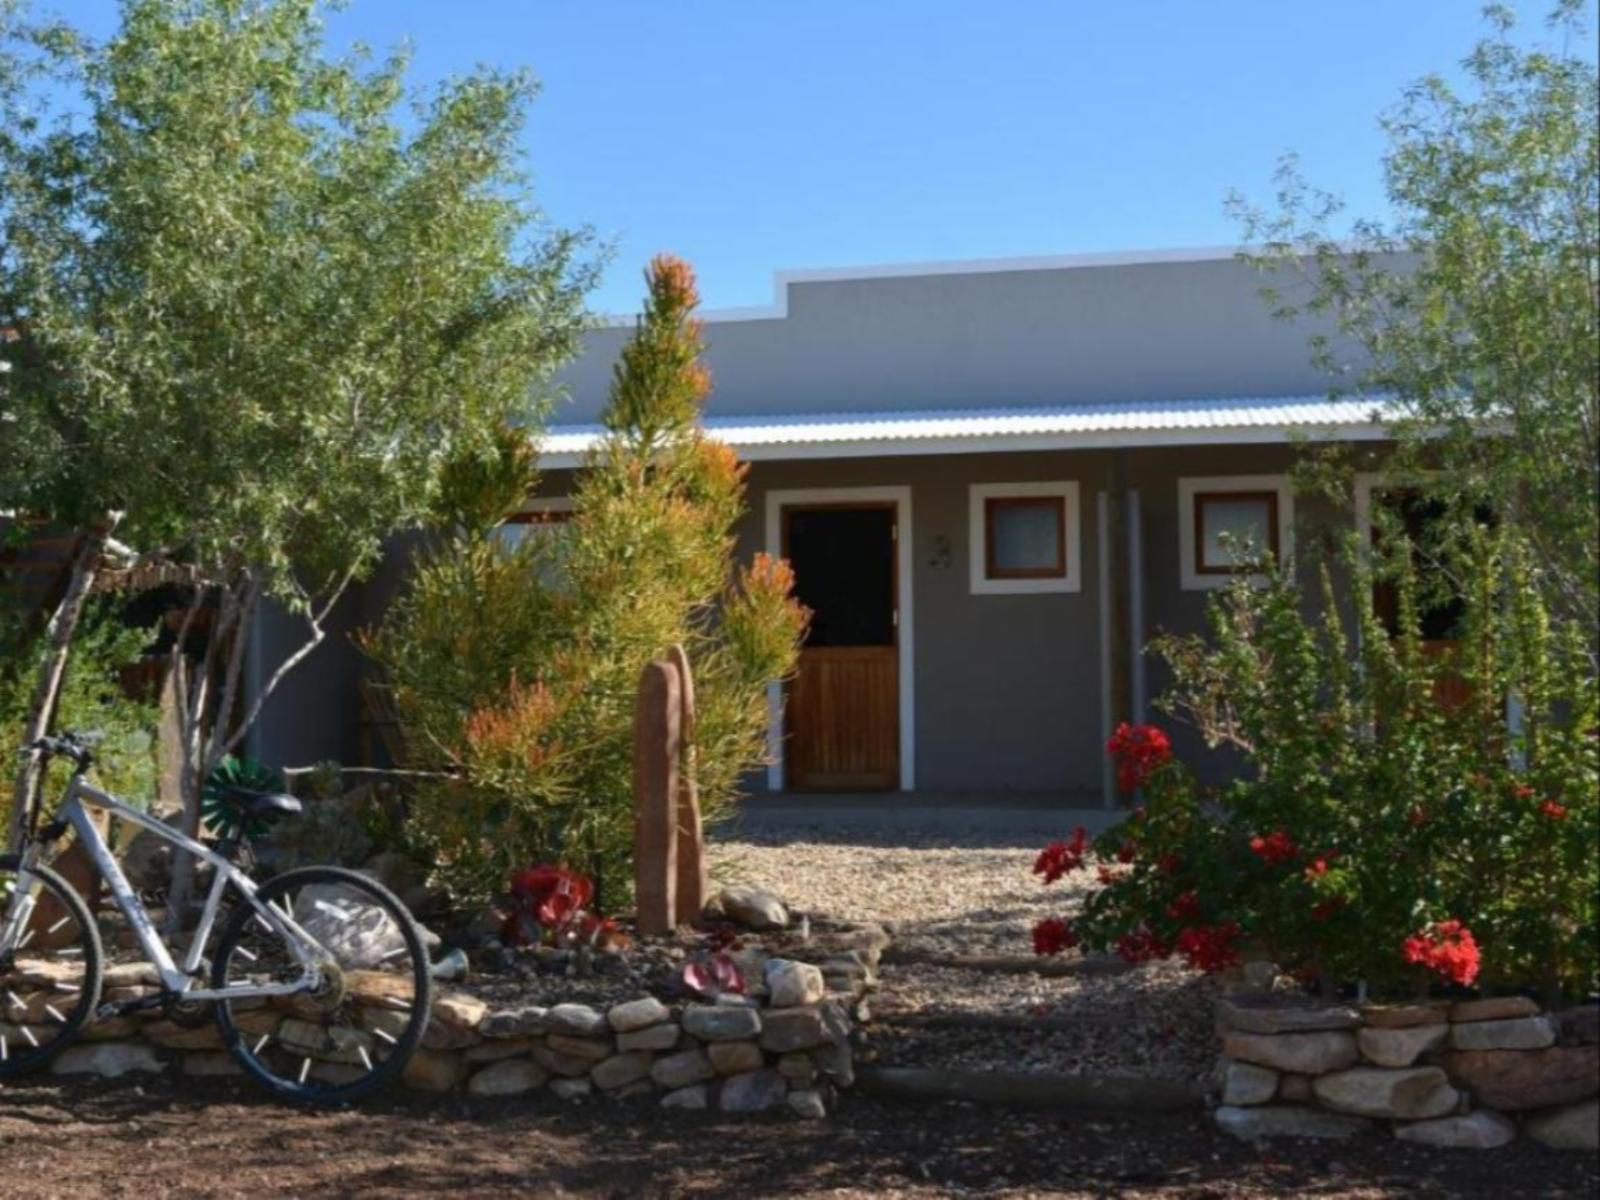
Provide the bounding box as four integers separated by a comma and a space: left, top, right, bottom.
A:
366, 255, 807, 909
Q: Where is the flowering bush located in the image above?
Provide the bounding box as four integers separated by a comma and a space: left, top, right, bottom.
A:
1030, 527, 1598, 1000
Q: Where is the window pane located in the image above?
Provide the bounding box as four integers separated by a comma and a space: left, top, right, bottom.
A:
990, 499, 1063, 575
1199, 495, 1273, 570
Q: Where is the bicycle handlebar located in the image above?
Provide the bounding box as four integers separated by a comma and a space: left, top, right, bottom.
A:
24, 730, 101, 768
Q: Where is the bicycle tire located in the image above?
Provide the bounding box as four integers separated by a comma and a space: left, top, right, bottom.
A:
211, 865, 433, 1105
0, 855, 104, 1077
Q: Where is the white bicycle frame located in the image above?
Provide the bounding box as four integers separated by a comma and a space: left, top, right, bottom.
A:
1, 773, 326, 1003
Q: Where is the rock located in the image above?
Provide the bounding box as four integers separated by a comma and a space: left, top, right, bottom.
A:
292, 882, 412, 970
1442, 1044, 1600, 1110
766, 959, 825, 1009
591, 1051, 654, 1091
545, 1003, 608, 1038
1449, 996, 1539, 1023
422, 1016, 481, 1051
1362, 1002, 1450, 1029
682, 1004, 761, 1041
618, 1022, 681, 1052
402, 1048, 466, 1092
1554, 1005, 1600, 1046
81, 1017, 140, 1041
787, 1088, 827, 1119
1215, 1104, 1371, 1141
615, 1080, 655, 1100
429, 948, 469, 982
1278, 1073, 1313, 1102
141, 1020, 223, 1051
546, 1034, 613, 1063
550, 1076, 592, 1100
102, 962, 162, 988
707, 1040, 764, 1076
651, 1048, 715, 1090
1221, 1060, 1279, 1106
1525, 1099, 1600, 1151
661, 1083, 709, 1110
607, 996, 671, 1034
465, 1038, 537, 1063
1358, 1024, 1449, 1068
531, 1044, 596, 1078
778, 1052, 818, 1085
481, 1005, 547, 1039
51, 1041, 166, 1078
468, 1059, 548, 1096
1240, 960, 1280, 991
715, 885, 789, 931
1395, 1109, 1517, 1150
1216, 993, 1360, 1035
720, 1067, 788, 1113
1314, 1067, 1460, 1119
760, 1006, 828, 1053
181, 1051, 243, 1077
1449, 1016, 1556, 1051
1221, 1030, 1359, 1075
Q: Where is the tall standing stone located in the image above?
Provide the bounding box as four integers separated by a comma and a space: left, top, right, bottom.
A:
666, 644, 708, 920
633, 659, 681, 935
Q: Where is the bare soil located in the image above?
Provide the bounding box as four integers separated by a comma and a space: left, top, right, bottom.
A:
0, 1074, 1594, 1199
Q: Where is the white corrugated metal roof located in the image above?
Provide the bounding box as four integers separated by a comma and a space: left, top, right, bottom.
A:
539, 395, 1393, 466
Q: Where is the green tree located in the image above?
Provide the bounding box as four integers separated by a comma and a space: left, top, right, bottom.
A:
0, 0, 590, 908
1234, 2, 1599, 641
365, 255, 807, 907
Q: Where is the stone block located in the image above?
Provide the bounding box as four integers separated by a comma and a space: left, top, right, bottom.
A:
1221, 1029, 1359, 1075
1220, 1060, 1278, 1106
545, 1003, 607, 1038
468, 1058, 548, 1096
707, 1040, 764, 1076
546, 1034, 613, 1062
1217, 993, 1360, 1035
1358, 1023, 1448, 1068
1525, 1099, 1599, 1151
1395, 1109, 1517, 1150
402, 1048, 466, 1092
682, 1004, 761, 1041
607, 996, 671, 1034
651, 1047, 715, 1090
1442, 1044, 1600, 1111
1448, 1016, 1556, 1052
617, 1022, 681, 1052
787, 1088, 827, 1119
1362, 1002, 1450, 1029
760, 1006, 828, 1053
1313, 1066, 1460, 1119
766, 959, 826, 1009
660, 1083, 709, 1111
1449, 996, 1539, 1023
591, 1051, 654, 1091
720, 1068, 788, 1113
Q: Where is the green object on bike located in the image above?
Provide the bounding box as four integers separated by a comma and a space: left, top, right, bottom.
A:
201, 755, 287, 840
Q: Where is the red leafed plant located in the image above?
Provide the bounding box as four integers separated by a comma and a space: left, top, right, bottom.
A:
680, 952, 747, 999
501, 864, 626, 950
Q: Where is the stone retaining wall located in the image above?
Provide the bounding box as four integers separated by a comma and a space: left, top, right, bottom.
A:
37, 955, 864, 1117
1212, 992, 1599, 1151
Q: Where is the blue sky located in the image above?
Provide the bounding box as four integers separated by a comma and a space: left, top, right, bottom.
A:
35, 1, 1596, 313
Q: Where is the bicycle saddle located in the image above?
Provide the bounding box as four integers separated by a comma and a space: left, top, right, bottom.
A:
214, 784, 302, 820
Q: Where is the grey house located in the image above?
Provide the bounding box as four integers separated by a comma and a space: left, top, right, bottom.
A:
251, 247, 1388, 812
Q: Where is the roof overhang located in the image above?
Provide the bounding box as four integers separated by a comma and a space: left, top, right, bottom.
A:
536, 396, 1394, 468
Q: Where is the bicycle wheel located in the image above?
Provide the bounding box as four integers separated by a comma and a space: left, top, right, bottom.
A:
211, 866, 433, 1105
0, 856, 104, 1077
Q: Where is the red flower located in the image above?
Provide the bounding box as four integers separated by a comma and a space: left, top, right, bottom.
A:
1034, 827, 1090, 884
1174, 921, 1242, 973
1115, 842, 1137, 864
1032, 917, 1079, 956
1166, 890, 1201, 922
1157, 853, 1181, 876
1407, 805, 1428, 828
1096, 864, 1126, 886
503, 864, 595, 945
1402, 919, 1481, 987
1511, 782, 1537, 800
1114, 927, 1171, 965
1107, 722, 1173, 794
1541, 800, 1568, 821
1303, 852, 1337, 881
1248, 829, 1298, 866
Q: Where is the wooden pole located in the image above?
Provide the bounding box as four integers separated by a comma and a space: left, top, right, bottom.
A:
7, 515, 119, 853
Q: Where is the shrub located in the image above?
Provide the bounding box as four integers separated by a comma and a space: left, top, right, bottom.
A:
363, 256, 807, 909
1032, 526, 1598, 1001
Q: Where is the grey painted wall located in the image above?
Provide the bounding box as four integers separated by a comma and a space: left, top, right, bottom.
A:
553, 254, 1376, 425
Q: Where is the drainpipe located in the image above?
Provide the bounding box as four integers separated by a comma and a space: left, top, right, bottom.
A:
1127, 488, 1146, 724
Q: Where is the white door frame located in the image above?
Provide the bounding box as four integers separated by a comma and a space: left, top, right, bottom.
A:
764, 485, 915, 792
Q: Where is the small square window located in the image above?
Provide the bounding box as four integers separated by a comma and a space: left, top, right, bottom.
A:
1194, 491, 1278, 574
985, 496, 1066, 579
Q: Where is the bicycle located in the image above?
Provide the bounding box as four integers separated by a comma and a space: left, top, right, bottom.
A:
0, 732, 433, 1104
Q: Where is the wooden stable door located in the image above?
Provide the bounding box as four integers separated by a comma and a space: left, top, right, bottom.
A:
783, 504, 899, 791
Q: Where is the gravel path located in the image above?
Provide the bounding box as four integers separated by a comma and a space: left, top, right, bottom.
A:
709, 828, 1220, 1081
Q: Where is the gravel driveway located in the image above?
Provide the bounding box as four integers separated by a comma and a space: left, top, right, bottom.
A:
709, 827, 1220, 1081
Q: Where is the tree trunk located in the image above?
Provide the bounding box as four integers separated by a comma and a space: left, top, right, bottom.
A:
7, 516, 119, 853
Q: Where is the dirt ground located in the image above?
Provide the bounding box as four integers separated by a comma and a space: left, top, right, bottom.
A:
0, 1074, 1594, 1199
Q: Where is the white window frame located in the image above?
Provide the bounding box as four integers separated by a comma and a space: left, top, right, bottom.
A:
968, 481, 1081, 595
1178, 474, 1293, 591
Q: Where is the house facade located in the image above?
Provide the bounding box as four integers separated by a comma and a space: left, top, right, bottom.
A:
250, 247, 1390, 808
